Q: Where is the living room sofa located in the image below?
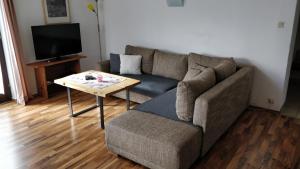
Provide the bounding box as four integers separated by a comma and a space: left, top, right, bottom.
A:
101, 46, 185, 103
101, 45, 254, 169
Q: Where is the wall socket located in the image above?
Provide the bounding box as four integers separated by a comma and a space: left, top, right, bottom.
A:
278, 21, 285, 28
267, 98, 274, 105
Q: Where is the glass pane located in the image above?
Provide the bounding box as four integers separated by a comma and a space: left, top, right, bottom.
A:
0, 63, 4, 94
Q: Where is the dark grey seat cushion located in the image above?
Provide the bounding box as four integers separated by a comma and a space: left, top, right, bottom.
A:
123, 74, 178, 98
135, 88, 187, 122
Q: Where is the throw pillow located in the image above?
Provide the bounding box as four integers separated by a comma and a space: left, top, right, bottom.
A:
125, 45, 155, 74
176, 68, 216, 121
188, 53, 237, 82
119, 54, 142, 75
110, 53, 120, 74
214, 60, 237, 82
183, 64, 206, 81
152, 50, 188, 81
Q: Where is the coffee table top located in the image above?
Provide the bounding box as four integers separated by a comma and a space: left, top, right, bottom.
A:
54, 70, 140, 97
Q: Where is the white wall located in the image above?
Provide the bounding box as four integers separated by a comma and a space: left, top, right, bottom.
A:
103, 0, 298, 111
13, 0, 101, 95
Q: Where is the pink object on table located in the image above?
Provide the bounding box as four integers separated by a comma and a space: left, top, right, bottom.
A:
97, 75, 103, 82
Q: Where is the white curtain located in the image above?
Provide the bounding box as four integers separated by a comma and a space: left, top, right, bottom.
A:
0, 0, 25, 104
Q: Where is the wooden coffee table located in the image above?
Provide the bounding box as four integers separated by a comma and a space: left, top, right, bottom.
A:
54, 70, 140, 129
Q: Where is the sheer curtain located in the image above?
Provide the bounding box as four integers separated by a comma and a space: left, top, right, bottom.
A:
0, 0, 28, 104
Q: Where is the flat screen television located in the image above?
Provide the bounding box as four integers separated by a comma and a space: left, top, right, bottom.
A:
31, 23, 82, 60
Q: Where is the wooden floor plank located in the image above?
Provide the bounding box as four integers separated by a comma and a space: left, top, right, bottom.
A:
0, 92, 299, 169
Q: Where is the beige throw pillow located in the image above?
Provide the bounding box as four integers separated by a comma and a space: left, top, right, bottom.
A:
214, 60, 237, 82
183, 65, 206, 81
188, 53, 237, 82
119, 54, 142, 75
176, 68, 216, 121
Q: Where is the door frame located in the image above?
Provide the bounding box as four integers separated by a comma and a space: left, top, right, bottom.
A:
282, 0, 300, 106
0, 39, 11, 102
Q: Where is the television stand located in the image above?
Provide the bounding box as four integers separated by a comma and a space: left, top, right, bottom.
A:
47, 57, 63, 62
46, 56, 71, 62
27, 55, 86, 100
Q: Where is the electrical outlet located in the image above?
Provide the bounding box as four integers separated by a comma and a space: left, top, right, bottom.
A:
278, 21, 285, 28
267, 98, 274, 105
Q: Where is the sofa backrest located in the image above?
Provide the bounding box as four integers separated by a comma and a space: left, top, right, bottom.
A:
152, 50, 188, 81
125, 45, 155, 74
123, 46, 236, 83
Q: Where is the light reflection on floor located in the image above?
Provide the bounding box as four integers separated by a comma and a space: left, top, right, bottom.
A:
0, 109, 19, 169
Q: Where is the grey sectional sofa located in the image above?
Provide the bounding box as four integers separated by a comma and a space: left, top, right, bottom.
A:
101, 45, 254, 169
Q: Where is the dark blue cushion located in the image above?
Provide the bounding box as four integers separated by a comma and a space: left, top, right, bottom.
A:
123, 74, 178, 98
135, 88, 191, 124
110, 53, 120, 74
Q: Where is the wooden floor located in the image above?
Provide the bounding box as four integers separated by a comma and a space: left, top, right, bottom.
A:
0, 92, 300, 169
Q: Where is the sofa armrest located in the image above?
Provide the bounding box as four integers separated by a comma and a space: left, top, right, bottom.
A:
193, 67, 254, 155
99, 60, 110, 73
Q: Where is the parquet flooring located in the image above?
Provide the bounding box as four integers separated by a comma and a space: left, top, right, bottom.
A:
0, 91, 299, 169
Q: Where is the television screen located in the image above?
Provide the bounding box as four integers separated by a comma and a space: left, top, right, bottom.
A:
31, 23, 82, 60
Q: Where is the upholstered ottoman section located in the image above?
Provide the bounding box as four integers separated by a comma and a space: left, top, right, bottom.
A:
105, 110, 202, 169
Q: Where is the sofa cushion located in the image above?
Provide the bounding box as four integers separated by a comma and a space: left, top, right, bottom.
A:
123, 74, 178, 98
135, 88, 184, 122
189, 53, 237, 82
183, 64, 206, 81
176, 68, 216, 121
120, 54, 142, 75
152, 50, 188, 81
214, 60, 237, 82
106, 110, 202, 169
125, 45, 155, 74
110, 53, 120, 74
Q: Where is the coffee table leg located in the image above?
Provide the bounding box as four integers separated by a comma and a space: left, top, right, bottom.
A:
97, 96, 105, 129
67, 88, 98, 117
96, 96, 99, 106
126, 89, 130, 110
67, 87, 74, 116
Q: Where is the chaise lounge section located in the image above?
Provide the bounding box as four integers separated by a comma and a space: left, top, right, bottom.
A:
102, 45, 254, 169
106, 110, 202, 169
